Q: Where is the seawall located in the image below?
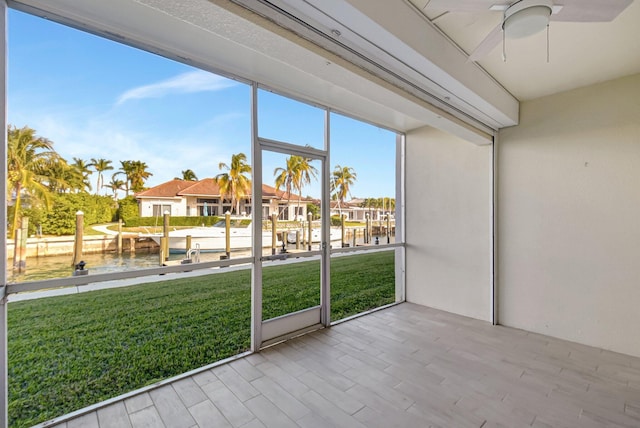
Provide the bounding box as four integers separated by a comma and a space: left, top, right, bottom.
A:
7, 235, 159, 259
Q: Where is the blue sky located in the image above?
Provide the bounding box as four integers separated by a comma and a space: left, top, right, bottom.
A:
7, 9, 397, 199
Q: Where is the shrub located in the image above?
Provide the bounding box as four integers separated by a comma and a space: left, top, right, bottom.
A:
123, 216, 222, 227
116, 196, 139, 224
41, 194, 116, 235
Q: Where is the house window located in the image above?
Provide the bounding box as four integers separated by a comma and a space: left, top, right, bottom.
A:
152, 204, 171, 217
197, 198, 218, 216
278, 205, 289, 220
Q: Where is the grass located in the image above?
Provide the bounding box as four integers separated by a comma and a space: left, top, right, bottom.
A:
7, 250, 395, 427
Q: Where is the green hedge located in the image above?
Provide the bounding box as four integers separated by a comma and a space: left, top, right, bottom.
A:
123, 215, 224, 227
115, 196, 139, 224
40, 194, 116, 235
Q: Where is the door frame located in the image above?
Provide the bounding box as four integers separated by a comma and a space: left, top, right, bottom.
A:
250, 83, 331, 350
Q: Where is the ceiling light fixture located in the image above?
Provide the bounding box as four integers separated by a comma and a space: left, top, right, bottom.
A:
502, 0, 552, 39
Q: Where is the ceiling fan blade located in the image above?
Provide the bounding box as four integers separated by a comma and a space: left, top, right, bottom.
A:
468, 23, 503, 62
550, 0, 633, 22
424, 0, 508, 12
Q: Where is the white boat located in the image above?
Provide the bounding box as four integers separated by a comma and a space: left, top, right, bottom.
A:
147, 218, 281, 253
286, 227, 342, 244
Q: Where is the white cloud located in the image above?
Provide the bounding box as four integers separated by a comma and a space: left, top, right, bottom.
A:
116, 70, 236, 105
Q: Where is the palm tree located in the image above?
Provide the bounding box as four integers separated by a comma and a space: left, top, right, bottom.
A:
104, 175, 126, 200
215, 153, 251, 215
175, 169, 198, 181
330, 165, 357, 216
274, 155, 318, 220
115, 161, 133, 196
45, 157, 76, 193
7, 125, 60, 235
117, 160, 153, 195
71, 157, 93, 193
90, 158, 114, 195
129, 160, 153, 193
360, 197, 377, 218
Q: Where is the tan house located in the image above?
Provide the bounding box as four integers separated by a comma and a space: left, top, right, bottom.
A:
135, 179, 313, 220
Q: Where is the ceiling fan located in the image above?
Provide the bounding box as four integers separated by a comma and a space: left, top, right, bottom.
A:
424, 0, 633, 61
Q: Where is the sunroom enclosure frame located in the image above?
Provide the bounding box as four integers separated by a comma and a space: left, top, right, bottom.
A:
0, 3, 407, 425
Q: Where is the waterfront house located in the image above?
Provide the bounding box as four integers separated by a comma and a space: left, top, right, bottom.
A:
135, 178, 313, 220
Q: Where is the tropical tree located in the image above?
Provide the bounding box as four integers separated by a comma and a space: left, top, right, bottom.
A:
129, 160, 152, 193
360, 197, 379, 218
215, 153, 251, 215
104, 175, 126, 200
90, 158, 114, 195
45, 157, 77, 193
117, 160, 153, 195
377, 196, 396, 214
71, 157, 93, 193
175, 169, 198, 181
274, 155, 318, 219
7, 125, 60, 235
330, 165, 357, 215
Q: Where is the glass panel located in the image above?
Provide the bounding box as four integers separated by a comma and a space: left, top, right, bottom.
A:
257, 89, 325, 149
330, 250, 396, 321
260, 150, 324, 321
262, 256, 321, 320
261, 151, 323, 258
329, 113, 398, 247
8, 268, 252, 427
7, 9, 251, 282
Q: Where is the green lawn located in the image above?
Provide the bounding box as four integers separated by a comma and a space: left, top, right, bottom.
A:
8, 250, 395, 427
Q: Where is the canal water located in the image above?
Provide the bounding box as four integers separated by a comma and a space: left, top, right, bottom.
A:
8, 251, 182, 283
8, 233, 393, 283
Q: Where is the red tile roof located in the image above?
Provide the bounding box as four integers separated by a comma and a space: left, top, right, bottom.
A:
177, 178, 222, 196
135, 179, 195, 198
137, 179, 313, 202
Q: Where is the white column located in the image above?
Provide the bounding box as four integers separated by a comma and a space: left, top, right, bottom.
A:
250, 83, 263, 351
0, 2, 8, 426
320, 109, 331, 326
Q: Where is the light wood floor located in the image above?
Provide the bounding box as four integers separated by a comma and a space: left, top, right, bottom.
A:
48, 303, 640, 428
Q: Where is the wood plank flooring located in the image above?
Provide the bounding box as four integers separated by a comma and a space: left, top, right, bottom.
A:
45, 303, 640, 427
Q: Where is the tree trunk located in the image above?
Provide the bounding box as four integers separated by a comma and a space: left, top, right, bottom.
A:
11, 183, 22, 237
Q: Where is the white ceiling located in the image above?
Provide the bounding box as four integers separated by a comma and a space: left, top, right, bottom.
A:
408, 0, 640, 101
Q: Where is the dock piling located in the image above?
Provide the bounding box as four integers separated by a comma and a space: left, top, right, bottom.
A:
117, 219, 123, 254
13, 217, 28, 273
225, 212, 231, 258
159, 239, 166, 266
386, 214, 391, 244
162, 211, 170, 261
307, 212, 312, 251
72, 211, 84, 267
271, 213, 277, 255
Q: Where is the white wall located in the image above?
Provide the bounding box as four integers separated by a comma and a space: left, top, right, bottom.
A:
405, 126, 492, 321
138, 198, 185, 217
498, 73, 640, 357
